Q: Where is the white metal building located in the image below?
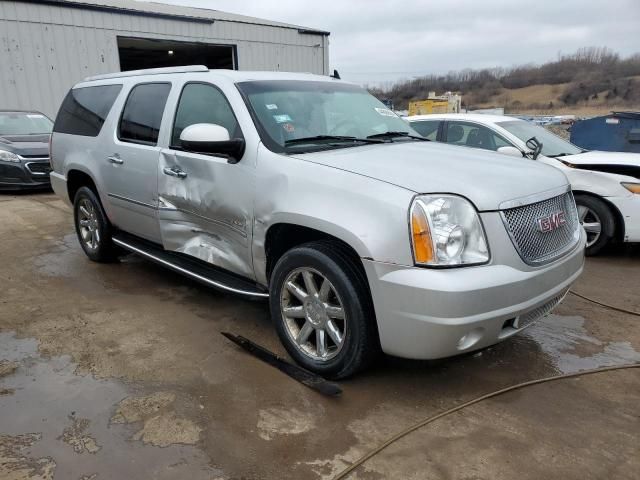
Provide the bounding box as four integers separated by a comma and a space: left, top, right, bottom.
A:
0, 0, 330, 118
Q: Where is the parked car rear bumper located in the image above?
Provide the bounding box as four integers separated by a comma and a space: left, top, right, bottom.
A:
363, 229, 586, 360
50, 171, 69, 202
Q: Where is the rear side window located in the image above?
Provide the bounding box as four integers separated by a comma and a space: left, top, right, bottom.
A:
411, 120, 440, 140
53, 85, 122, 137
445, 121, 511, 151
118, 83, 171, 145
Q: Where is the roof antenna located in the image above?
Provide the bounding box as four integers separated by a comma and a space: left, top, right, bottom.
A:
331, 69, 341, 80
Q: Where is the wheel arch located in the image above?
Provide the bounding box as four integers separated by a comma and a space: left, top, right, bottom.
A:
573, 190, 625, 242
263, 222, 368, 285
66, 169, 99, 204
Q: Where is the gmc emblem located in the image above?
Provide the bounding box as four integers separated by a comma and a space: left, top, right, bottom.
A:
536, 211, 566, 233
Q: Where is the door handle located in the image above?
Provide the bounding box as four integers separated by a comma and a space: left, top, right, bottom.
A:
107, 155, 123, 165
163, 166, 187, 179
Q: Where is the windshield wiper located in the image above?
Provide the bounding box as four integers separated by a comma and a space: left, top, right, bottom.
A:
285, 135, 383, 146
547, 153, 572, 158
366, 131, 429, 141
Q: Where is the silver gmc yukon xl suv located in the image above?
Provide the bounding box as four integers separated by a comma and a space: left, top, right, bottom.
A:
50, 66, 586, 378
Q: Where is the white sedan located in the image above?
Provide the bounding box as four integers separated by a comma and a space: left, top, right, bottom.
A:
407, 113, 640, 255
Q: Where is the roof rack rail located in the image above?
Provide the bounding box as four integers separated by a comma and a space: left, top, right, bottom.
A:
84, 65, 209, 82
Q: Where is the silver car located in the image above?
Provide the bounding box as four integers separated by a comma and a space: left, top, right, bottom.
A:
50, 66, 586, 378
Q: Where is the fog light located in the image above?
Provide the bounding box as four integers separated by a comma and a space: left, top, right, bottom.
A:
457, 328, 484, 350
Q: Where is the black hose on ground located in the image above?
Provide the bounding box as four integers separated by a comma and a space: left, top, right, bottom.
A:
332, 363, 640, 480
569, 290, 640, 317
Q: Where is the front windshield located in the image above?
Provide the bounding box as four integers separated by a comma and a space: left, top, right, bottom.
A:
0, 112, 53, 135
497, 120, 583, 157
237, 80, 419, 153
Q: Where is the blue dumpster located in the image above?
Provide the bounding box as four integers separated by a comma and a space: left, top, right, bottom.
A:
570, 111, 640, 153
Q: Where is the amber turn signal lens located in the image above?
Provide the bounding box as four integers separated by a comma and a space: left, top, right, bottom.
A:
622, 182, 640, 194
411, 205, 434, 264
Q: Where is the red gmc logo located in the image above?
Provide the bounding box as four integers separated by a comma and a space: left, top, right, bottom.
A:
537, 211, 566, 233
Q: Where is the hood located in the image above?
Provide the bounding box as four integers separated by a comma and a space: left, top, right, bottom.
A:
0, 133, 50, 158
563, 150, 640, 167
561, 151, 640, 181
293, 141, 569, 211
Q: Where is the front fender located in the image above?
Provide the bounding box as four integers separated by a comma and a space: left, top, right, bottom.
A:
559, 164, 636, 198
252, 146, 415, 285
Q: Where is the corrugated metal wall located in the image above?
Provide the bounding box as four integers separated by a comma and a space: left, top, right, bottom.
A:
0, 1, 329, 118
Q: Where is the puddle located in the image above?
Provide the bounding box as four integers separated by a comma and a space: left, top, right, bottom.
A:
521, 314, 640, 373
0, 332, 222, 480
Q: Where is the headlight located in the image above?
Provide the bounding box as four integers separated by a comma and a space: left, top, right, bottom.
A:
410, 195, 489, 267
622, 182, 640, 194
0, 149, 20, 163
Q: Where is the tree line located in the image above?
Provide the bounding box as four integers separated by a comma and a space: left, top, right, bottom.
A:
369, 47, 640, 110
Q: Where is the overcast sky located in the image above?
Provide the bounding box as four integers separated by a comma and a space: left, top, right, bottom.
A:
151, 0, 640, 86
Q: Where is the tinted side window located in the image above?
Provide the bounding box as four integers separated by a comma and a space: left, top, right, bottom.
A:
171, 83, 241, 147
119, 83, 171, 145
446, 122, 511, 151
53, 85, 122, 137
411, 120, 440, 140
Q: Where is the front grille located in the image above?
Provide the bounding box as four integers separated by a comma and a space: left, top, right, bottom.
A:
515, 289, 568, 329
25, 161, 52, 175
502, 191, 580, 265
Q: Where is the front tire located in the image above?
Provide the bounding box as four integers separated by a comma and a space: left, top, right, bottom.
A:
73, 186, 118, 262
575, 194, 615, 256
269, 241, 379, 379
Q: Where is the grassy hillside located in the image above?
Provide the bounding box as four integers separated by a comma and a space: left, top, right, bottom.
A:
474, 76, 640, 115
371, 47, 640, 115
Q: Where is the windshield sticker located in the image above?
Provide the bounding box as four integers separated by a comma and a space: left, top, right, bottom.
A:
283, 123, 295, 133
27, 114, 45, 119
266, 104, 278, 110
605, 118, 619, 124
273, 114, 292, 123
375, 107, 397, 117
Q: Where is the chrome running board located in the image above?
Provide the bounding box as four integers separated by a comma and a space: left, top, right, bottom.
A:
112, 232, 269, 299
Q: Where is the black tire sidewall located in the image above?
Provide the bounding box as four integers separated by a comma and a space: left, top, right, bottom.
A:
575, 194, 615, 256
73, 187, 116, 262
269, 244, 374, 378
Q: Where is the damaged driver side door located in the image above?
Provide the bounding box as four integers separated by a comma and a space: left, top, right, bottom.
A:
157, 82, 256, 280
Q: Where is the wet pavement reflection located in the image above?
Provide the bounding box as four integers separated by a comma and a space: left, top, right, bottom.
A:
0, 333, 222, 480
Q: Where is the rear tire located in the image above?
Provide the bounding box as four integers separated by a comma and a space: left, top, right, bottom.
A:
73, 186, 118, 262
269, 241, 379, 379
575, 194, 615, 256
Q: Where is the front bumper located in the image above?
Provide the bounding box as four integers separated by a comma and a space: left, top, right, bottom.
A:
0, 160, 51, 191
607, 194, 640, 242
363, 229, 586, 360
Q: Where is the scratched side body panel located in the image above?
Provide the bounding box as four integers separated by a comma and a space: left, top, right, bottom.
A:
252, 144, 415, 286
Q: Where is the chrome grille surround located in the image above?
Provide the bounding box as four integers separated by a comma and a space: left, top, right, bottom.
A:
25, 161, 52, 175
501, 189, 580, 266
514, 289, 569, 329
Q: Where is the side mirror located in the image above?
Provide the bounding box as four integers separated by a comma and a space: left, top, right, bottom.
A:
497, 146, 524, 158
180, 123, 245, 163
525, 137, 543, 160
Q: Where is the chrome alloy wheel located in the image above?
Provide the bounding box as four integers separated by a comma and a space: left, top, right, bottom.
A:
280, 267, 347, 361
578, 204, 602, 248
77, 199, 100, 250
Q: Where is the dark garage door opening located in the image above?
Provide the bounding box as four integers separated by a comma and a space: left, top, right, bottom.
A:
117, 36, 236, 71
